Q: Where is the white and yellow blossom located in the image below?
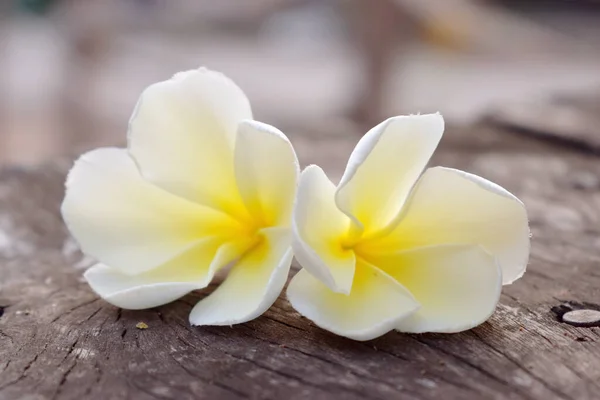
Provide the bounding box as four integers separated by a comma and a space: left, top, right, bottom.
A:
62, 68, 299, 326
288, 113, 529, 341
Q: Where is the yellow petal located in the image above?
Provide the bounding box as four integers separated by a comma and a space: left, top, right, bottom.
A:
287, 260, 420, 341
292, 165, 355, 294
363, 244, 501, 333
366, 167, 530, 284
128, 68, 252, 217
234, 120, 299, 227
62, 148, 241, 275
189, 227, 292, 326
335, 114, 444, 234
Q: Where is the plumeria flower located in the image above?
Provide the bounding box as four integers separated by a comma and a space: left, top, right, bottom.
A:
62, 68, 299, 326
288, 113, 529, 341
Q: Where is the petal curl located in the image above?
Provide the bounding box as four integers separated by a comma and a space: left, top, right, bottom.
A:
234, 120, 299, 227
366, 167, 529, 284
292, 165, 355, 294
189, 227, 292, 326
128, 68, 252, 216
335, 114, 444, 234
85, 264, 199, 310
83, 236, 245, 309
287, 260, 419, 341
362, 244, 501, 333
62, 148, 241, 275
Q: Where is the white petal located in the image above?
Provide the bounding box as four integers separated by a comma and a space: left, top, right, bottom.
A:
335, 114, 444, 234
62, 148, 241, 275
287, 260, 419, 341
369, 167, 530, 284
128, 68, 252, 214
292, 165, 355, 294
234, 120, 299, 227
83, 235, 244, 309
85, 264, 199, 310
189, 227, 293, 326
363, 244, 502, 333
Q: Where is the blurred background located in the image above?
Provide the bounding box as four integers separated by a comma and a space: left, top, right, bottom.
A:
1, 0, 600, 167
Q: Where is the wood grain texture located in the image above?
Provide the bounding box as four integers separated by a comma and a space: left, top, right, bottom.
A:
1, 124, 599, 400
485, 95, 600, 155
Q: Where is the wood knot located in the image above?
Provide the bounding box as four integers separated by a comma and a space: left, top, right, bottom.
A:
551, 301, 600, 328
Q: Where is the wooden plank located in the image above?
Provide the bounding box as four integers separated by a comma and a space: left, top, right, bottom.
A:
1, 124, 599, 400
485, 96, 600, 155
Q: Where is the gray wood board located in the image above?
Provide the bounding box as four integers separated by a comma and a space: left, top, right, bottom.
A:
1, 124, 599, 400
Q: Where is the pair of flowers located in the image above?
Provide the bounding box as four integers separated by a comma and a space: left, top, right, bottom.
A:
61, 68, 530, 341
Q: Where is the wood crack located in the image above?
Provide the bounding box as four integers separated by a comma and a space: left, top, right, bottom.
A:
167, 352, 249, 399
127, 377, 169, 400
82, 361, 102, 398
1, 359, 11, 374
78, 307, 103, 325
50, 298, 100, 324
261, 314, 309, 333
370, 344, 479, 395
208, 328, 383, 400
0, 340, 50, 391
157, 312, 251, 399
519, 325, 554, 347
411, 336, 535, 400
171, 319, 380, 400
239, 325, 409, 394
0, 329, 15, 345
469, 331, 573, 400
51, 359, 78, 400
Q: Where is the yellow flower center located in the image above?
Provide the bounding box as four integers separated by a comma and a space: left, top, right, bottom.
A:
339, 222, 364, 250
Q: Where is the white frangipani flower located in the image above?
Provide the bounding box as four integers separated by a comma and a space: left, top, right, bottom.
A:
62, 68, 299, 326
288, 113, 530, 341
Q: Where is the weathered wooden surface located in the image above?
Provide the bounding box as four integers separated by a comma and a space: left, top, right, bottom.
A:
486, 94, 600, 155
1, 123, 600, 400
